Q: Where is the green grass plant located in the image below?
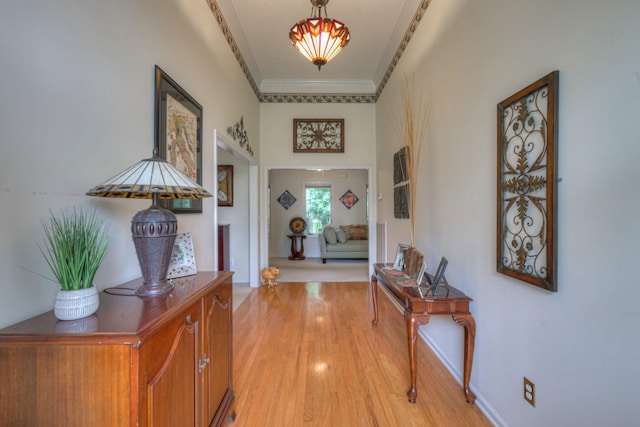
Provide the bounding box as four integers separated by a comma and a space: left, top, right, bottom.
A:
40, 208, 110, 291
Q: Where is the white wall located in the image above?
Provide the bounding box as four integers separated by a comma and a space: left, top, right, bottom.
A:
0, 0, 259, 328
268, 168, 368, 258
377, 0, 640, 426
259, 103, 377, 167
217, 148, 251, 281
259, 103, 377, 267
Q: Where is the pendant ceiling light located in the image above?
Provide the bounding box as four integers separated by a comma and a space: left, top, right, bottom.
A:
289, 0, 350, 70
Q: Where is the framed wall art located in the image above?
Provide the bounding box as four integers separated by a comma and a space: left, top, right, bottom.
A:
167, 232, 197, 279
217, 165, 233, 207
497, 70, 559, 292
393, 146, 410, 219
293, 119, 344, 153
154, 65, 203, 213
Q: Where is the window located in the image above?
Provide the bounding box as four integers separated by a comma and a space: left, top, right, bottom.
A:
305, 184, 331, 234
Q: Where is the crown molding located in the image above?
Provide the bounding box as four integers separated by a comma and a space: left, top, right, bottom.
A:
260, 79, 376, 94
208, 0, 431, 104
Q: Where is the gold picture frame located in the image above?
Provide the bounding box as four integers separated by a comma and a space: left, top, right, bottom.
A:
293, 119, 344, 153
217, 165, 233, 207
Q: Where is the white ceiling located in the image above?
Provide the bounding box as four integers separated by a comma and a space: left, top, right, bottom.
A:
216, 0, 425, 95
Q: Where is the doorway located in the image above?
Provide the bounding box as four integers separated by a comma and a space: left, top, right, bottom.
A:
261, 166, 375, 277
214, 129, 259, 287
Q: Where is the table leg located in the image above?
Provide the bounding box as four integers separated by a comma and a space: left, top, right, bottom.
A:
370, 275, 379, 326
453, 314, 477, 404
298, 237, 305, 257
406, 312, 430, 404
290, 237, 297, 258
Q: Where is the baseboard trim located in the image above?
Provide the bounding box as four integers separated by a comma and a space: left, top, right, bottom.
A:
377, 284, 507, 427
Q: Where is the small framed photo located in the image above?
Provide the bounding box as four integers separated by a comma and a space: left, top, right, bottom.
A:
154, 65, 203, 213
167, 232, 197, 279
217, 165, 233, 207
293, 119, 344, 153
431, 257, 449, 292
393, 243, 410, 271
417, 262, 427, 285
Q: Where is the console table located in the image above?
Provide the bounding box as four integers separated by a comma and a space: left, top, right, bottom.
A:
371, 263, 476, 404
287, 234, 306, 260
0, 272, 235, 426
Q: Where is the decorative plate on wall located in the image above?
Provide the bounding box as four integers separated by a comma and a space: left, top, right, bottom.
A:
289, 217, 307, 235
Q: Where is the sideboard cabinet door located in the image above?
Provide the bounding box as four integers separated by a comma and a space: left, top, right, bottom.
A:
203, 281, 234, 426
138, 300, 202, 427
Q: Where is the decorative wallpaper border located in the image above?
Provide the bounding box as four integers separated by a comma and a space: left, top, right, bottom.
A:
207, 0, 431, 104
375, 0, 430, 100
259, 93, 377, 103
206, 0, 261, 99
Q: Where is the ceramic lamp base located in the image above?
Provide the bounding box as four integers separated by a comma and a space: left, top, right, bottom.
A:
135, 281, 175, 297
131, 205, 177, 296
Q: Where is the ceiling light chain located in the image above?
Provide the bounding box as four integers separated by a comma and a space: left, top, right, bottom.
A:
289, 0, 350, 71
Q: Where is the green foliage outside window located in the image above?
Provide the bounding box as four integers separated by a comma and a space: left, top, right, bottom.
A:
306, 186, 331, 234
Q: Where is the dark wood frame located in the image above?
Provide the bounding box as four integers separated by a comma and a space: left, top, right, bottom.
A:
217, 165, 233, 207
293, 118, 344, 153
393, 146, 410, 219
431, 257, 448, 293
154, 65, 203, 213
497, 71, 559, 291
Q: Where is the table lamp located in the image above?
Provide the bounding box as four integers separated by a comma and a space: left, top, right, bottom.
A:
86, 155, 212, 296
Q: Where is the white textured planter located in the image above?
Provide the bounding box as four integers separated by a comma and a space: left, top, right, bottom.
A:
54, 287, 99, 321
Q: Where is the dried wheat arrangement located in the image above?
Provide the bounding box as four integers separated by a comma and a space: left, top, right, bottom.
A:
394, 76, 430, 247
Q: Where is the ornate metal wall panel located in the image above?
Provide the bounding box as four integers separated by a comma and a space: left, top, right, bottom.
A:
497, 71, 559, 291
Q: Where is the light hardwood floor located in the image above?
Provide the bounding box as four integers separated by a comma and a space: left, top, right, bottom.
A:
232, 281, 492, 426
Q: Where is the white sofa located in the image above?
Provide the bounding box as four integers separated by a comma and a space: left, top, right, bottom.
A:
318, 225, 368, 263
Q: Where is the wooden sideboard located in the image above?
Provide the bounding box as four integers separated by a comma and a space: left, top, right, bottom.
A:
0, 271, 235, 427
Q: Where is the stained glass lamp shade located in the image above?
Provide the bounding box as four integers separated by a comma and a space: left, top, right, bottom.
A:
289, 0, 350, 70
87, 156, 212, 296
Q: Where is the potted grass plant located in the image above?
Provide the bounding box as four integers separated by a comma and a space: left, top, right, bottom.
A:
40, 208, 110, 320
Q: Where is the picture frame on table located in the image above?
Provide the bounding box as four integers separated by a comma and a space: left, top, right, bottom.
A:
293, 119, 344, 153
392, 243, 410, 271
167, 232, 197, 279
431, 257, 449, 293
217, 165, 233, 207
416, 262, 427, 285
154, 65, 203, 213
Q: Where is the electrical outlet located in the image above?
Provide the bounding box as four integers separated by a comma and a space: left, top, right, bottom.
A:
524, 377, 535, 407
230, 258, 235, 267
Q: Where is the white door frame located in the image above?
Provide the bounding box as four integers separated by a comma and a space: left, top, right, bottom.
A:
259, 164, 377, 279
213, 129, 260, 287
